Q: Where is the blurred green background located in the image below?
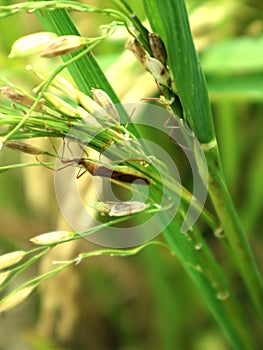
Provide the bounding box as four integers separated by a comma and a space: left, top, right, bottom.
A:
0, 0, 262, 349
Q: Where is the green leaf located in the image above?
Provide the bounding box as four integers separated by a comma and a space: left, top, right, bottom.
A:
207, 74, 263, 102
201, 36, 263, 75
143, 0, 215, 143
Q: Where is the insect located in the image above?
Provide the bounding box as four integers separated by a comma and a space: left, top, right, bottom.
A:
29, 135, 150, 187
76, 158, 151, 186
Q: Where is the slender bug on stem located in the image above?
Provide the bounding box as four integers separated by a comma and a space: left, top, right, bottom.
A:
37, 138, 151, 186
76, 158, 151, 186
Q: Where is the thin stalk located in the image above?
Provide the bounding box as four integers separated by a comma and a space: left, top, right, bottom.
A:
205, 145, 263, 321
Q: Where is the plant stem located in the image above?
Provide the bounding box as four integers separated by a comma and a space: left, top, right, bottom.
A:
143, 0, 263, 323
205, 145, 263, 321
147, 186, 254, 349
162, 219, 254, 350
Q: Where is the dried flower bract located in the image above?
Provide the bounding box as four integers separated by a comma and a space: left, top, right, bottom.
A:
126, 38, 148, 69
0, 87, 43, 111
41, 35, 87, 57
149, 33, 168, 65
91, 88, 119, 121
5, 140, 44, 155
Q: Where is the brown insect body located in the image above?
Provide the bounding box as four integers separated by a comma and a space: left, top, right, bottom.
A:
78, 158, 150, 185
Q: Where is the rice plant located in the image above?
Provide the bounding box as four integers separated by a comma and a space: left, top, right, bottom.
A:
0, 1, 262, 349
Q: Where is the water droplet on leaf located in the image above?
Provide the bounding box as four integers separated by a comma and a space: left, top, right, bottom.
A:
214, 226, 225, 239
216, 290, 230, 301
194, 243, 202, 251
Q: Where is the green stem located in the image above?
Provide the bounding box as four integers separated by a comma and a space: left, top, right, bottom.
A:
205, 145, 263, 321
148, 187, 254, 349
147, 187, 252, 349
143, 0, 263, 323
